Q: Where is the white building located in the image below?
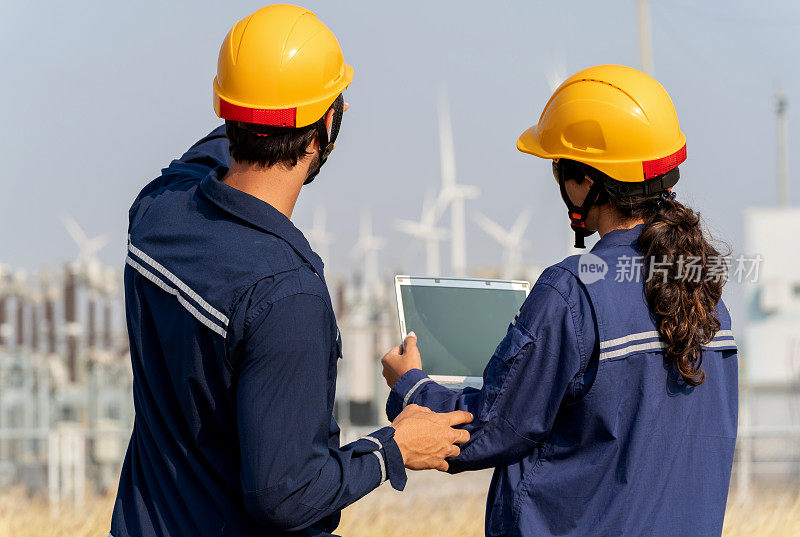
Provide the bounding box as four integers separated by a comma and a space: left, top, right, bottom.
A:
741, 207, 800, 485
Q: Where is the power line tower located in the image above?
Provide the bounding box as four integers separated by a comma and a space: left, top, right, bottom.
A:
637, 0, 653, 75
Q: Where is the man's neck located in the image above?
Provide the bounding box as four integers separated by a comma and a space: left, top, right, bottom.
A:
221, 159, 309, 219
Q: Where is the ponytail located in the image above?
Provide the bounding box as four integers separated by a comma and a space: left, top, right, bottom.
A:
610, 190, 727, 386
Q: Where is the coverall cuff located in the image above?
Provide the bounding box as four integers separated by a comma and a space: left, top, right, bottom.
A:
369, 426, 407, 491
386, 369, 431, 421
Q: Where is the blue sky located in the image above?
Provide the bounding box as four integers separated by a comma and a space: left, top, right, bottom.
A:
2, 0, 799, 322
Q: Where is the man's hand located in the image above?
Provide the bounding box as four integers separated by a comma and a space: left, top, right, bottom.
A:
391, 404, 472, 472
382, 332, 422, 388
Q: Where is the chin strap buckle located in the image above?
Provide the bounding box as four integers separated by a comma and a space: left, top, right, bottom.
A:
321, 142, 335, 160
569, 213, 589, 249
560, 177, 604, 250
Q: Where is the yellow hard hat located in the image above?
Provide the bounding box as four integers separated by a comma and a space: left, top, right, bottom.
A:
517, 64, 686, 183
213, 4, 354, 128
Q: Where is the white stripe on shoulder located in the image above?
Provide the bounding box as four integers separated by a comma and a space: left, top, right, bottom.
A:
600, 330, 660, 349
600, 340, 665, 361
703, 339, 737, 349
601, 328, 734, 351
126, 256, 227, 338
128, 241, 229, 326
600, 329, 736, 360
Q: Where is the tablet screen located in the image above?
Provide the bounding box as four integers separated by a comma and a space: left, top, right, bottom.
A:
399, 284, 528, 378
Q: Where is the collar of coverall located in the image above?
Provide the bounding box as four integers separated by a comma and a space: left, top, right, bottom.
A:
199, 166, 326, 281
590, 223, 646, 253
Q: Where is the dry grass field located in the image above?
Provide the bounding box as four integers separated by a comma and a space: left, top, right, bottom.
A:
2, 470, 799, 536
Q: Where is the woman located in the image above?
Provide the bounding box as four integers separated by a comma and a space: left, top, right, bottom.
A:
381, 65, 738, 537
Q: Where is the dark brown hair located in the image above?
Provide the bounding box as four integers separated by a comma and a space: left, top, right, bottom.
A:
225, 120, 318, 168
609, 189, 728, 385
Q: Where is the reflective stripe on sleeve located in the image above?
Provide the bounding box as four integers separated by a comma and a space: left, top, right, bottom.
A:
403, 378, 433, 409
372, 451, 387, 483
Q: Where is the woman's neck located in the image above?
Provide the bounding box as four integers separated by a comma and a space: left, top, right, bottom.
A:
596, 205, 644, 238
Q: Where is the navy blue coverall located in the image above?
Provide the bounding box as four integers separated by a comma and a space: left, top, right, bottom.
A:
388, 225, 738, 537
111, 126, 406, 537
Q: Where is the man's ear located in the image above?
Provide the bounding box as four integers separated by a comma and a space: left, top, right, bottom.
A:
324, 108, 335, 133
314, 103, 346, 151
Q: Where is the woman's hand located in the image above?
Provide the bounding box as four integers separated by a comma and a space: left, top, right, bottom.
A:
381, 332, 422, 388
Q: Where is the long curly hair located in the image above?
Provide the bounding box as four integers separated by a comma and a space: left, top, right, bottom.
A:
609, 191, 728, 385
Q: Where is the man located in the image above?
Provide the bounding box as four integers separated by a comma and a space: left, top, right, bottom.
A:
110, 5, 471, 537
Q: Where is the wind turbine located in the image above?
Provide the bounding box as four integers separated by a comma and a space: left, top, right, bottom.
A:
472, 210, 532, 279
307, 205, 335, 263
394, 188, 449, 274
61, 212, 107, 280
436, 89, 479, 277
353, 210, 386, 297
61, 213, 107, 380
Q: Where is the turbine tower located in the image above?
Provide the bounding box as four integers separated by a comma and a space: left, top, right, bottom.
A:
307, 205, 335, 264
472, 210, 532, 279
0, 264, 10, 349
61, 213, 107, 380
353, 210, 385, 297
395, 189, 449, 274
436, 89, 479, 277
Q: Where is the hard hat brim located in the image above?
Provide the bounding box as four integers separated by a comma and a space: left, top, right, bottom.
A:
516, 125, 553, 159
517, 123, 687, 183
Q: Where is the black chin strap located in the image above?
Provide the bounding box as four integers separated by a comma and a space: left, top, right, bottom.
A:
304, 94, 345, 185
556, 164, 605, 249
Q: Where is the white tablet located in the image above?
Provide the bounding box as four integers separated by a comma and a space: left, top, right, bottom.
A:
394, 276, 531, 389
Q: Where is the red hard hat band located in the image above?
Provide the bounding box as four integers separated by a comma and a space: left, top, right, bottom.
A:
642, 144, 687, 180
217, 97, 297, 128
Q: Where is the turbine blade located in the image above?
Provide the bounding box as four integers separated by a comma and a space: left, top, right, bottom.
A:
395, 219, 424, 236
61, 212, 88, 246
438, 88, 456, 189
510, 210, 532, 239
546, 56, 567, 93
472, 211, 509, 244
421, 187, 438, 224
86, 235, 108, 256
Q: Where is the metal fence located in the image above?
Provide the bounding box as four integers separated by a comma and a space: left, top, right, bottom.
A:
1, 347, 798, 506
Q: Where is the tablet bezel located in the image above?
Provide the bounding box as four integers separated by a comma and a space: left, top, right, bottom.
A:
394, 275, 531, 389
